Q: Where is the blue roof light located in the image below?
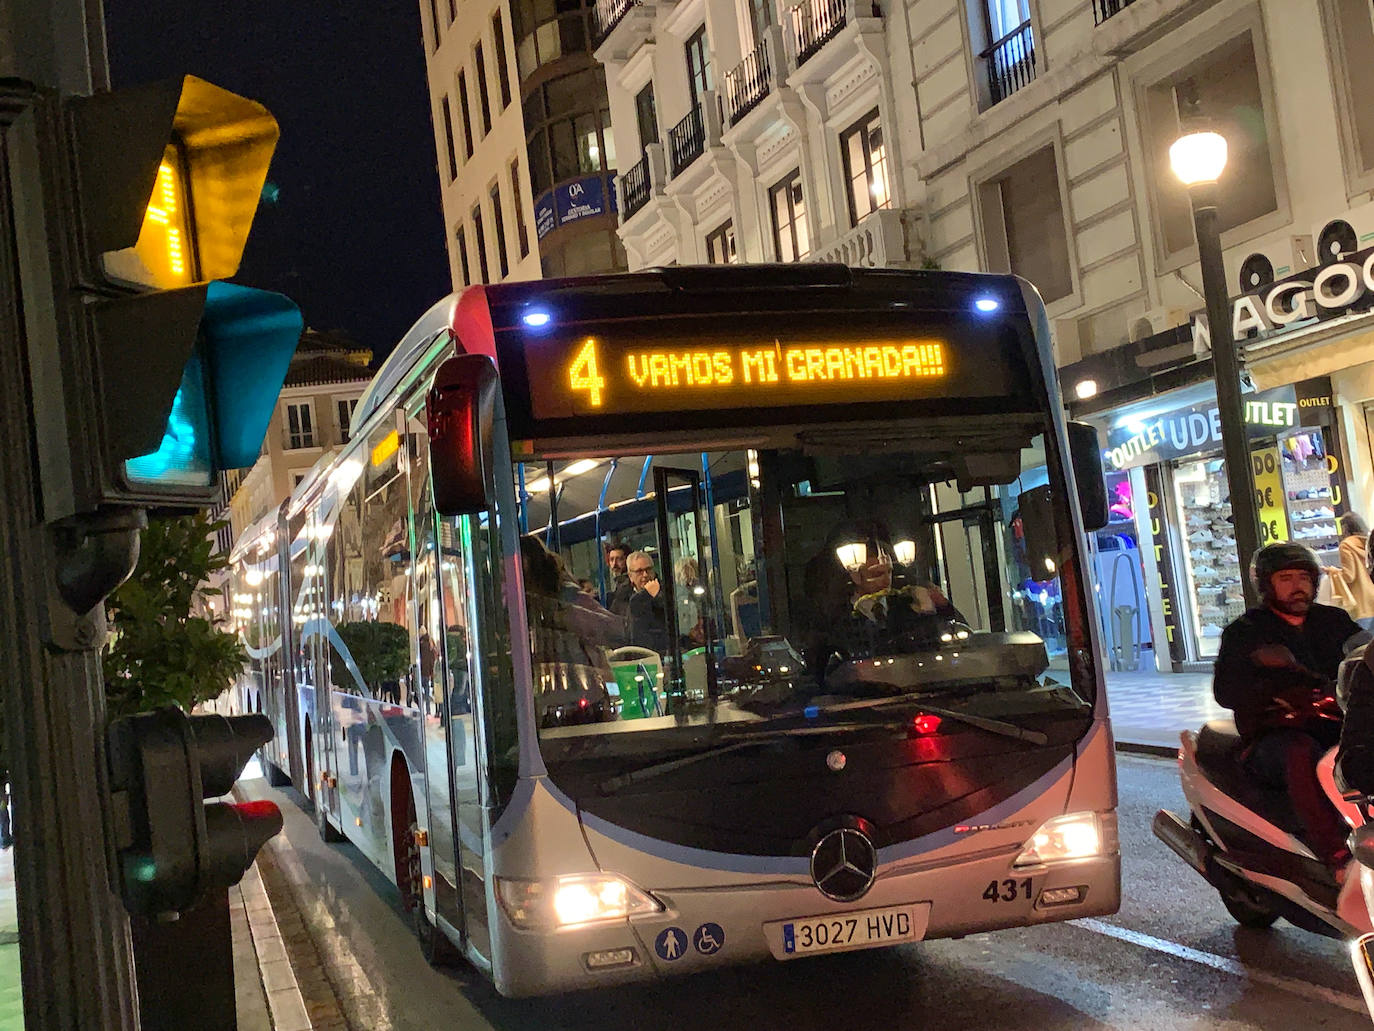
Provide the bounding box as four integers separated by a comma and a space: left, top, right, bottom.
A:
522, 309, 552, 328
974, 297, 1000, 313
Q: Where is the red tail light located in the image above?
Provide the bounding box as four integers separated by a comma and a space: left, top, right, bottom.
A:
912, 713, 942, 736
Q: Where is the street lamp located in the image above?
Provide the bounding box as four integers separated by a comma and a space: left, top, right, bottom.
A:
1170, 127, 1263, 607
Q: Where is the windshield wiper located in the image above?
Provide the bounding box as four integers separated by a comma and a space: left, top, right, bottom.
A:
597, 722, 878, 793
816, 695, 1050, 746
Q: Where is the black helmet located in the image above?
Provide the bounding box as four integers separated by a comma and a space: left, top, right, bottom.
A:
1250, 542, 1321, 605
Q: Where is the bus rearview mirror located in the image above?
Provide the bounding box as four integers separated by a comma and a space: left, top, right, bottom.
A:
1067, 421, 1108, 532
1019, 484, 1058, 582
428, 355, 500, 516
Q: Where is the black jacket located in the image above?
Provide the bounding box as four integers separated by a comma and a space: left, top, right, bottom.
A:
1213, 603, 1360, 741
1338, 647, 1374, 794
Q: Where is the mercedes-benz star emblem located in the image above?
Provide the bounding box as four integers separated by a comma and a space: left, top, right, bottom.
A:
810, 828, 877, 902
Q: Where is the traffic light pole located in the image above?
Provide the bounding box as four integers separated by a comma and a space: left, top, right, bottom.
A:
1, 2, 142, 1028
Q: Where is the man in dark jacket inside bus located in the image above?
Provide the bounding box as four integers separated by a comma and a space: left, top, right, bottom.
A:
1214, 542, 1361, 872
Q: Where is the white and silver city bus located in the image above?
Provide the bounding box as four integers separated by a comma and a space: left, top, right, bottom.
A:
228, 265, 1120, 996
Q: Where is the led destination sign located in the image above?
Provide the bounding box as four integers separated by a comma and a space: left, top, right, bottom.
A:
512, 315, 1025, 424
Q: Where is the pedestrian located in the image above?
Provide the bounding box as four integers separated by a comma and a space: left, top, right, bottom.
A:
1325, 514, 1374, 622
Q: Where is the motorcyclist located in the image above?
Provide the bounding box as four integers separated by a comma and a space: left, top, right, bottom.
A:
1213, 542, 1361, 873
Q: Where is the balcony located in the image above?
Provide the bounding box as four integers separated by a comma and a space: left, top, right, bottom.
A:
805, 209, 916, 268
1092, 0, 1140, 24
723, 38, 773, 126
981, 20, 1036, 106
591, 0, 638, 45
668, 105, 706, 177
620, 154, 652, 220
788, 0, 847, 67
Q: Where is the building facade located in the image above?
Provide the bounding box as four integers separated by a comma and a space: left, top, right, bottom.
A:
422, 0, 628, 287
226, 332, 375, 542
592, 0, 1374, 674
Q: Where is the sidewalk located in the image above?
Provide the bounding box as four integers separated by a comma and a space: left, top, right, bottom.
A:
1105, 668, 1225, 754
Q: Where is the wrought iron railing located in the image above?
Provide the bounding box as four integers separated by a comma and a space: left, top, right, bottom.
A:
790, 0, 847, 66
980, 20, 1036, 106
668, 105, 706, 177
724, 40, 772, 125
1092, 0, 1139, 25
621, 154, 651, 218
591, 0, 638, 45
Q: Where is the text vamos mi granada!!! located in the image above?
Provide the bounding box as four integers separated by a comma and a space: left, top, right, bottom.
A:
621, 343, 947, 389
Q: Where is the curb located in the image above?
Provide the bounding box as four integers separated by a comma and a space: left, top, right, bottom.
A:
1115, 740, 1179, 759
238, 863, 312, 1031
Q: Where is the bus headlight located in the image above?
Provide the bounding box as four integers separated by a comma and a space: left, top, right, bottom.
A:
495, 874, 663, 929
1014, 812, 1102, 867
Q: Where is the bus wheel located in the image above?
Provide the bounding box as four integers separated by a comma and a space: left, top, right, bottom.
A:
411, 870, 459, 968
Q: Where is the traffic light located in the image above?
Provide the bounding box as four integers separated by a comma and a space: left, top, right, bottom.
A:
105, 708, 283, 918
34, 75, 302, 516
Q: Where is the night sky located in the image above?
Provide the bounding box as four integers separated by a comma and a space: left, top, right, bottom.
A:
105, 1, 451, 362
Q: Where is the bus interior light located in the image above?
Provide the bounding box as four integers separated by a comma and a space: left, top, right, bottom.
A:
974, 298, 1000, 313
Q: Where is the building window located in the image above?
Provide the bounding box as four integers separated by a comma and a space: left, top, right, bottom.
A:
539, 229, 628, 277
523, 71, 616, 195
448, 0, 456, 22
493, 11, 513, 110
475, 43, 493, 136
510, 159, 530, 257
1141, 30, 1279, 258
976, 0, 1036, 108
457, 71, 475, 159
635, 83, 659, 152
511, 0, 587, 79
491, 183, 510, 279
293, 473, 307, 488
284, 402, 315, 450
747, 0, 773, 47
456, 224, 472, 286
472, 204, 491, 283
337, 399, 358, 443
685, 26, 713, 107
978, 144, 1072, 303
705, 220, 737, 263
428, 0, 441, 50
440, 96, 459, 181
840, 108, 890, 226
769, 170, 809, 261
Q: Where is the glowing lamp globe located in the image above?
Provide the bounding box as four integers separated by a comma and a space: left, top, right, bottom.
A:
1169, 131, 1228, 187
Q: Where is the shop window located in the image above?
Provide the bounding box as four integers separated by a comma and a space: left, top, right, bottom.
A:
472, 203, 491, 283
440, 96, 459, 181
1140, 29, 1280, 258
457, 71, 475, 159
475, 43, 493, 135
491, 182, 510, 280
510, 159, 530, 258
685, 25, 713, 107
1324, 0, 1374, 189
1173, 457, 1239, 658
977, 144, 1072, 304
492, 11, 513, 110
635, 83, 659, 152
840, 107, 890, 227
705, 220, 737, 264
769, 169, 808, 262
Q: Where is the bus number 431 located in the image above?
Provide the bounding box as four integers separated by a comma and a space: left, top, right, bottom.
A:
983, 878, 1032, 902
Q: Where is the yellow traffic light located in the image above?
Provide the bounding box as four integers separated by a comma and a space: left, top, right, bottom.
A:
130, 148, 195, 288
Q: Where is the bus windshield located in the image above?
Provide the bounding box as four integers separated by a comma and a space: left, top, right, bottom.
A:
514, 413, 1094, 760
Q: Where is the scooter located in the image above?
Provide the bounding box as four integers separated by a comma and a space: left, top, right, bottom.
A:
1153, 687, 1374, 942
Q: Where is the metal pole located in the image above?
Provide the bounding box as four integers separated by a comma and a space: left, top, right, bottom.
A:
1191, 186, 1262, 608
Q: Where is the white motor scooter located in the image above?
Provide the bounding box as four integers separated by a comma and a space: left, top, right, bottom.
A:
1154, 701, 1374, 941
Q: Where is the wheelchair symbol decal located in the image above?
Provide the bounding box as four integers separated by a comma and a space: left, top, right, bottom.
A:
693, 922, 725, 955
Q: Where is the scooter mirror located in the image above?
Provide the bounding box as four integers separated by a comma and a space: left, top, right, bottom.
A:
1351, 823, 1374, 869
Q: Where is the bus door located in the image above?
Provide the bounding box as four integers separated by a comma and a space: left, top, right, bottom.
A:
409, 406, 468, 945
652, 466, 718, 707
929, 485, 1005, 635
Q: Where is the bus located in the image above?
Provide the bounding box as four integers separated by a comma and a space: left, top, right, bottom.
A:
228, 264, 1119, 997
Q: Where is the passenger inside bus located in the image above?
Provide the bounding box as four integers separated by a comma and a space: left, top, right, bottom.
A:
803, 518, 967, 687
